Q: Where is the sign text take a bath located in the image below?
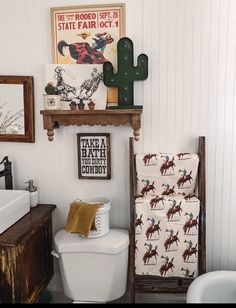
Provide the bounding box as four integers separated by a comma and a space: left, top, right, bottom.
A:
77, 133, 111, 179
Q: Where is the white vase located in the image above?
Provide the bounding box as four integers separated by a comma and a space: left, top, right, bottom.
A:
43, 94, 62, 110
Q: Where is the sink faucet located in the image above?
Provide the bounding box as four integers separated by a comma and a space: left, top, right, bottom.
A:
0, 156, 13, 190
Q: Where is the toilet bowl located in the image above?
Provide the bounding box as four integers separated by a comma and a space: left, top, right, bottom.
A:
53, 229, 129, 303
186, 271, 236, 303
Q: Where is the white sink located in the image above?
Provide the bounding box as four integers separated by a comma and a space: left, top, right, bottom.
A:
0, 189, 30, 234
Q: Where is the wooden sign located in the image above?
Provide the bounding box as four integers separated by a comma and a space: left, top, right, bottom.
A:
77, 133, 111, 179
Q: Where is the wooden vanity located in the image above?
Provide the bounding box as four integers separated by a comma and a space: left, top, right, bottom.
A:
0, 204, 56, 303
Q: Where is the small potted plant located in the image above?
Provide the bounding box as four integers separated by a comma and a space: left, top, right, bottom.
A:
88, 99, 95, 110
69, 100, 77, 110
78, 98, 85, 110
43, 82, 62, 110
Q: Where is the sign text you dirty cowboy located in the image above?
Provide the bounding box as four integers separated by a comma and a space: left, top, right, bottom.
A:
77, 133, 111, 179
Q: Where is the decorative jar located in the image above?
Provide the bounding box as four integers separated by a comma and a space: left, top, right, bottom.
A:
43, 94, 62, 110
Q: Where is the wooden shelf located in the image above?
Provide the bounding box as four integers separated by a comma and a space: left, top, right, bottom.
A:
40, 109, 142, 141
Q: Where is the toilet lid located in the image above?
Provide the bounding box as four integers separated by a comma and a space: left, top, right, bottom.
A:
54, 229, 129, 255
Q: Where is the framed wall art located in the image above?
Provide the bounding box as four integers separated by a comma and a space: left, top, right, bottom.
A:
0, 76, 35, 142
51, 3, 125, 66
45, 64, 107, 109
77, 133, 111, 179
50, 3, 126, 106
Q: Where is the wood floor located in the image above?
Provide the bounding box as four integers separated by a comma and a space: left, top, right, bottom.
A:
111, 291, 186, 304
49, 290, 186, 304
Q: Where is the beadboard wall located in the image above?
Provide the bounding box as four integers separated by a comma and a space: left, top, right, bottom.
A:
0, 0, 236, 282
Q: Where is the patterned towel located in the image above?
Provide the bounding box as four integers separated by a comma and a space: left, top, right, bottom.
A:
135, 152, 200, 279
135, 152, 199, 197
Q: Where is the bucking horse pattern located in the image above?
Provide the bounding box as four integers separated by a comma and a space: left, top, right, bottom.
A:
135, 152, 200, 278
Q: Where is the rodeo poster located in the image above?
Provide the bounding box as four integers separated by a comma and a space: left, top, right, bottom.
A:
51, 4, 125, 67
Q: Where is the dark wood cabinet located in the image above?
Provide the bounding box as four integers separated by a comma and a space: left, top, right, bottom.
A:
0, 204, 56, 303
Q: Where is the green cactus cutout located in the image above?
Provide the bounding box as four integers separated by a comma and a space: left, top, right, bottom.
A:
103, 37, 148, 108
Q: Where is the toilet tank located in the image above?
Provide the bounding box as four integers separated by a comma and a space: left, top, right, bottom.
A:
54, 229, 129, 302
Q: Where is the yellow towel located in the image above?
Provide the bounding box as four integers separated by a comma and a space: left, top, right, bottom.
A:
65, 201, 101, 238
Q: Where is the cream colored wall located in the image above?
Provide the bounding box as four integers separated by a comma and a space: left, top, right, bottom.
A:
0, 0, 236, 291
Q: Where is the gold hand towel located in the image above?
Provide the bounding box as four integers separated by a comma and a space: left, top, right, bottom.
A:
65, 201, 101, 238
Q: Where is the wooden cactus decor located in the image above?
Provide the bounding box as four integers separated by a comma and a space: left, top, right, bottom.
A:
103, 37, 148, 108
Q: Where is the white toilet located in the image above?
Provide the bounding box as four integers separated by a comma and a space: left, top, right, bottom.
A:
186, 271, 236, 303
53, 229, 129, 303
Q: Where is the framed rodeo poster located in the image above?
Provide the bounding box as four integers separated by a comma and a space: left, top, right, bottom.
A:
51, 3, 125, 66
50, 3, 125, 106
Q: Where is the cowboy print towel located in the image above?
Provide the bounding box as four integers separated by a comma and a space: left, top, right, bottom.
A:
134, 152, 200, 278
135, 152, 199, 198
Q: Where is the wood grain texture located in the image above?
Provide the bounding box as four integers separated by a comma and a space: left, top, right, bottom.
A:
40, 109, 142, 141
0, 204, 56, 303
0, 76, 34, 142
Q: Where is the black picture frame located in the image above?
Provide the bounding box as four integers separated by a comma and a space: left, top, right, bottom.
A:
77, 133, 111, 179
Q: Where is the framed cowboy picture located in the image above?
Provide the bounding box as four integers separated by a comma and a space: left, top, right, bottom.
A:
45, 64, 107, 109
77, 133, 111, 179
